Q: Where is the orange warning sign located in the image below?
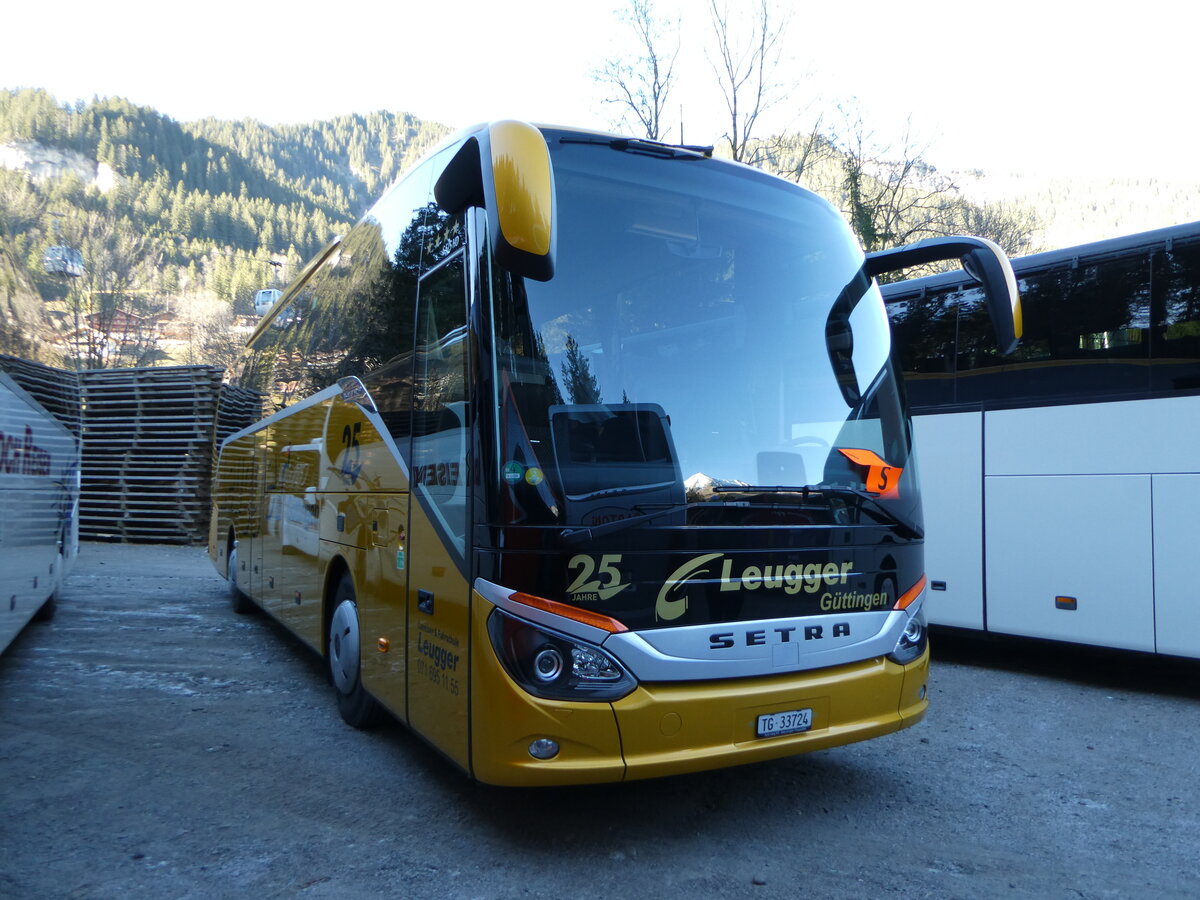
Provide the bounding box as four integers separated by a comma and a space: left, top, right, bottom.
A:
838, 448, 902, 499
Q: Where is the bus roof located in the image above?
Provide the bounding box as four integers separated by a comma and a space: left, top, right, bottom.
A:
881, 219, 1200, 300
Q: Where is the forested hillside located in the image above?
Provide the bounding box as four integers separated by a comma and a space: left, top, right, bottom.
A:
0, 88, 450, 366
953, 169, 1200, 249
0, 229, 43, 358
2, 86, 1195, 371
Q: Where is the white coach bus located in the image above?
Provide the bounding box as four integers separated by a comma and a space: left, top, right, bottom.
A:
0, 371, 80, 653
883, 221, 1200, 657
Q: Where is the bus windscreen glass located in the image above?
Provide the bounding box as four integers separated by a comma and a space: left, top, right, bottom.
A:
489, 138, 920, 538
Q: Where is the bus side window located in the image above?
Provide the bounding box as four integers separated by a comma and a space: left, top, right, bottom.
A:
956, 253, 1152, 407
886, 291, 957, 411
1153, 242, 1200, 393
413, 252, 469, 552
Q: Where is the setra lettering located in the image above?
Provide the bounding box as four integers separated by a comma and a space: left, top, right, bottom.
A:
709, 623, 851, 650
413, 462, 461, 487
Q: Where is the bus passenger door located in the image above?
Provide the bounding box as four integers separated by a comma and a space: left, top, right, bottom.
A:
405, 252, 472, 772
265, 401, 329, 650
248, 426, 270, 601
361, 492, 409, 720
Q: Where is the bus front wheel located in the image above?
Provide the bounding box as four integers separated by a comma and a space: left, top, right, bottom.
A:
328, 573, 382, 728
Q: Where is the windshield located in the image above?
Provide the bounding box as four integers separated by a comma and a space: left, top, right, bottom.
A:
487, 135, 920, 535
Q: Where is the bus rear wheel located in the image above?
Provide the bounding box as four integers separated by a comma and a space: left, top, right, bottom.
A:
328, 572, 382, 728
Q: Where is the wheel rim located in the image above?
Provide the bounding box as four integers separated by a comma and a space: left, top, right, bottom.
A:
227, 547, 238, 585
329, 599, 361, 694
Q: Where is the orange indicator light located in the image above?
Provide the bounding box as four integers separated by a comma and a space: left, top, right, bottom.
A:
893, 575, 928, 610
509, 591, 629, 633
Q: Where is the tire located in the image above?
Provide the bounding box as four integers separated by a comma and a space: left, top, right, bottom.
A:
32, 594, 56, 622
328, 572, 382, 728
33, 552, 64, 622
228, 544, 256, 615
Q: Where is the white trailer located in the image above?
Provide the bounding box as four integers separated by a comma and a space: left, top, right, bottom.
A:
0, 371, 80, 653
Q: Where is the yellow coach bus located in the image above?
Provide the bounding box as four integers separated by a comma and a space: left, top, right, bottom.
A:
209, 120, 1021, 786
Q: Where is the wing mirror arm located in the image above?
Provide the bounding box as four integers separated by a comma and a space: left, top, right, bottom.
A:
865, 235, 1023, 354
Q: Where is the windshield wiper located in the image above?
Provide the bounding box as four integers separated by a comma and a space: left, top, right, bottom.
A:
713, 484, 924, 539
558, 136, 713, 160
558, 501, 700, 545
559, 484, 923, 545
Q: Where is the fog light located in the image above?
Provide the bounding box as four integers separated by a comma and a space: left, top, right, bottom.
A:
529, 738, 559, 760
919, 684, 927, 700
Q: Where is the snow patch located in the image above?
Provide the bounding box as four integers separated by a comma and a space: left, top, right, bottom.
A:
684, 472, 749, 496
0, 139, 117, 193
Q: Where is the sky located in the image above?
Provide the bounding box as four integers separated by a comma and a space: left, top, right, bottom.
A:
2, 0, 1198, 180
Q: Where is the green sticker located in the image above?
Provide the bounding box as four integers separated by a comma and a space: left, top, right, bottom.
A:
396, 550, 405, 571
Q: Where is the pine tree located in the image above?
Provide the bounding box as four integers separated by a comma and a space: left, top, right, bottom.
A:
561, 334, 601, 404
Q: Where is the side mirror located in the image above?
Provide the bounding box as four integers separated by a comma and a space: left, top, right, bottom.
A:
434, 120, 556, 282
864, 235, 1022, 354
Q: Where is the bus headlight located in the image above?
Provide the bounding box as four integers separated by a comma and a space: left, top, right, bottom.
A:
487, 608, 636, 701
533, 646, 565, 682
887, 609, 928, 665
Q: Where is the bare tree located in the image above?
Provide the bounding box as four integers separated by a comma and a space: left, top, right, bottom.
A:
176, 293, 243, 371
595, 0, 680, 141
835, 107, 960, 253
753, 118, 839, 187
829, 106, 1044, 264
707, 0, 788, 162
68, 211, 167, 368
944, 197, 1044, 257
0, 227, 47, 360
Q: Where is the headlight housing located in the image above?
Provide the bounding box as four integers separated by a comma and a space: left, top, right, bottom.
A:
487, 608, 636, 701
887, 608, 928, 665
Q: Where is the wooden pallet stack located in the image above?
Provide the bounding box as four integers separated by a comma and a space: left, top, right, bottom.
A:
2, 357, 265, 544
0, 354, 82, 439
77, 366, 227, 542
214, 383, 264, 452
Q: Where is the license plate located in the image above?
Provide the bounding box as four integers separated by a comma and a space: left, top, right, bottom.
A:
756, 707, 813, 738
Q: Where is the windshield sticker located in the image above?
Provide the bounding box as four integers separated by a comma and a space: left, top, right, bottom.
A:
838, 448, 902, 498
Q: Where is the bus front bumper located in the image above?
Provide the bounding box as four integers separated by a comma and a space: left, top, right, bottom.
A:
469, 599, 928, 786
613, 650, 927, 782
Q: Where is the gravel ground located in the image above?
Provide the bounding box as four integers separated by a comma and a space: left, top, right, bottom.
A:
2, 542, 1198, 899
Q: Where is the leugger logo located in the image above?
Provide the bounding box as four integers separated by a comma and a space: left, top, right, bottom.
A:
655, 554, 855, 621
